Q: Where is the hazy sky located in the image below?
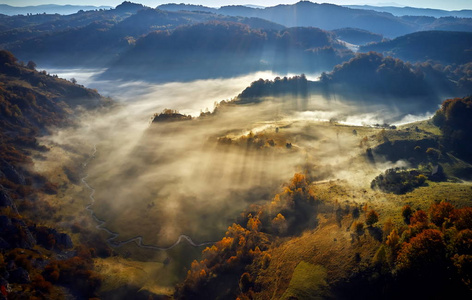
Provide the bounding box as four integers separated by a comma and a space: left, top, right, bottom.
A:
2, 1, 472, 10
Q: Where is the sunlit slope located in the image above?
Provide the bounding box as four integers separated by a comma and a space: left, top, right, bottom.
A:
175, 95, 472, 299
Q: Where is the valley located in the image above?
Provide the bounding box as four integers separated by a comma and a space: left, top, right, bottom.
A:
0, 1, 471, 299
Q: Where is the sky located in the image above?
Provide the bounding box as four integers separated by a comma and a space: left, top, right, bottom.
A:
2, 0, 472, 10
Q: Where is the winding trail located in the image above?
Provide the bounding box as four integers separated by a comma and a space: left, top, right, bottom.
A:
81, 145, 214, 251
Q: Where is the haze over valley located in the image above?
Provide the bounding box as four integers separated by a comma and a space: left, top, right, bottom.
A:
1, 1, 472, 299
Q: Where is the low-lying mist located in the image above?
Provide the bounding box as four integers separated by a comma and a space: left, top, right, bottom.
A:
35, 71, 432, 273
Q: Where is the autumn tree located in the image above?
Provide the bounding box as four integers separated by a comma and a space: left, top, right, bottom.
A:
385, 229, 401, 264
396, 229, 445, 271
453, 207, 472, 230
366, 209, 379, 226
429, 201, 455, 227
247, 214, 261, 232
271, 213, 287, 235
410, 210, 428, 227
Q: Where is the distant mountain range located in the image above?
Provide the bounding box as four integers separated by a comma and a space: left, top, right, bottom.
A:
2, 2, 472, 19
0, 4, 113, 16
346, 5, 472, 18
1, 1, 472, 82
158, 1, 472, 37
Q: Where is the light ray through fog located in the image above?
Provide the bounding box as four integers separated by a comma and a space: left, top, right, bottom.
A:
36, 69, 433, 252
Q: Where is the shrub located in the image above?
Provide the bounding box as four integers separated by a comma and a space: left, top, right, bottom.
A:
371, 168, 427, 194
366, 210, 379, 226
402, 205, 413, 224
353, 221, 364, 236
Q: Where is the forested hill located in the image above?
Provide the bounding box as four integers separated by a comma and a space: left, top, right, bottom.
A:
360, 31, 472, 65
235, 52, 472, 113
100, 22, 353, 81
0, 50, 111, 298
0, 49, 109, 189
0, 49, 109, 201
0, 3, 284, 68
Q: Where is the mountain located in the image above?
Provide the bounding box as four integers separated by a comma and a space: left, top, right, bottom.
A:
158, 1, 472, 38
160, 1, 416, 37
346, 5, 472, 18
0, 4, 113, 16
360, 31, 472, 65
100, 22, 353, 82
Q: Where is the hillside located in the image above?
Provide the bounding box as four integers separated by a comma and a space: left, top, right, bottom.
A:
333, 27, 384, 45
347, 5, 472, 18
1, 4, 284, 68
236, 52, 472, 114
100, 22, 353, 82
0, 50, 112, 298
173, 95, 472, 299
360, 31, 472, 65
